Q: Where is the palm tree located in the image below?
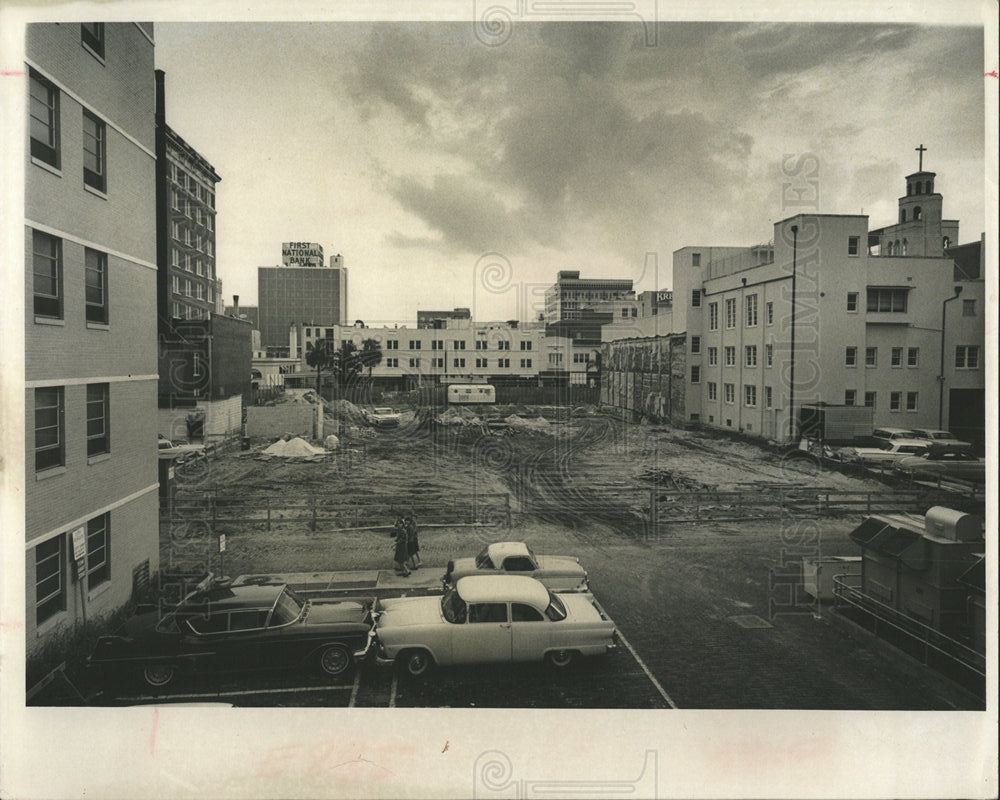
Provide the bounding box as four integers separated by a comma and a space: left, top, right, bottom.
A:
359, 338, 383, 377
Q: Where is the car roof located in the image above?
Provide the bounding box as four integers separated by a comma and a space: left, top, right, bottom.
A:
888, 439, 930, 448
873, 427, 916, 435
455, 575, 549, 607
183, 583, 285, 610
912, 428, 954, 436
486, 541, 531, 561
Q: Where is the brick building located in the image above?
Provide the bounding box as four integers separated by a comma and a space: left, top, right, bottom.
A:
24, 23, 160, 657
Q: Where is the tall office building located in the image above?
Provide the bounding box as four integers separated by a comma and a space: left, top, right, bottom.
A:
258, 246, 348, 350
25, 23, 160, 657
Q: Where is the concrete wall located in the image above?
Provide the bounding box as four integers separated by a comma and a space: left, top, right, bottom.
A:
246, 405, 314, 438
600, 335, 686, 423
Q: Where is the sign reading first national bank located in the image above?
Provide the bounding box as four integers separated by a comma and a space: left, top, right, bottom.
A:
282, 241, 325, 267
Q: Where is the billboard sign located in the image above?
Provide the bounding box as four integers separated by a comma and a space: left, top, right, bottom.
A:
282, 242, 324, 267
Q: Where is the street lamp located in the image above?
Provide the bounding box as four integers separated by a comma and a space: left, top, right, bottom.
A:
938, 285, 962, 429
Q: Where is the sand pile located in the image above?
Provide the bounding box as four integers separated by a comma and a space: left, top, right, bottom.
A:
505, 414, 550, 431
261, 436, 328, 460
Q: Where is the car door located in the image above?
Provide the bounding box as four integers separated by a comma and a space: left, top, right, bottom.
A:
449, 602, 512, 664
510, 602, 551, 662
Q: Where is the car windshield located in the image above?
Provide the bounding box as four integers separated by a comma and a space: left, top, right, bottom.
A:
931, 432, 953, 439
545, 590, 567, 621
441, 588, 467, 624
475, 548, 494, 569
878, 442, 895, 451
269, 587, 304, 626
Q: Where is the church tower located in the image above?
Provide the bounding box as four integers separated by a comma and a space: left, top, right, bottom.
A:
883, 144, 958, 257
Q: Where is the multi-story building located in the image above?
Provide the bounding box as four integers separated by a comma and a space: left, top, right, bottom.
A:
543, 270, 634, 322
155, 71, 221, 323
24, 23, 159, 657
417, 307, 471, 329
258, 247, 348, 350
333, 320, 547, 390
673, 160, 985, 445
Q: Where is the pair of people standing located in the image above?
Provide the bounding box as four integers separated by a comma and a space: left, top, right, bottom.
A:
391, 512, 420, 576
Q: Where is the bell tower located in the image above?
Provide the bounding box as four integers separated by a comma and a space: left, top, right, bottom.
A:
895, 144, 947, 256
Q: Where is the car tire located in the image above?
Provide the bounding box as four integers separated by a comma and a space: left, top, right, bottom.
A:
399, 649, 433, 677
318, 643, 352, 677
143, 663, 176, 687
546, 649, 576, 669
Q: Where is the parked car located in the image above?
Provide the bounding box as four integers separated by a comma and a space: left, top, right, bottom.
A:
908, 428, 969, 446
444, 541, 589, 592
88, 575, 376, 688
871, 427, 918, 443
893, 443, 986, 482
374, 575, 616, 676
157, 435, 174, 450
363, 407, 401, 428
839, 439, 929, 463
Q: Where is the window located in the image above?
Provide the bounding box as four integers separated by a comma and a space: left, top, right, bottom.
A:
549, 353, 563, 365
453, 358, 465, 368
431, 340, 443, 350
707, 347, 718, 366
844, 390, 857, 406
725, 298, 736, 329
765, 344, 773, 367
865, 347, 877, 367
724, 383, 735, 404
35, 536, 65, 625
409, 358, 420, 368
744, 385, 757, 407
512, 603, 544, 622
724, 347, 736, 367
386, 357, 398, 367
29, 70, 60, 168
848, 236, 860, 256
913, 207, 922, 221
453, 340, 466, 350
35, 387, 64, 471
890, 392, 902, 411
409, 340, 421, 350
520, 358, 532, 368
765, 302, 774, 325
171, 275, 180, 295
891, 347, 903, 367
907, 348, 919, 367
847, 292, 858, 312
86, 513, 110, 590
520, 341, 532, 351
765, 386, 773, 409
497, 358, 510, 368
497, 341, 510, 351
708, 303, 719, 331
170, 247, 180, 267
867, 288, 907, 312
745, 294, 758, 327
708, 382, 717, 400
691, 289, 702, 308
962, 299, 976, 317
432, 358, 444, 368
690, 336, 701, 354
864, 391, 876, 408
745, 346, 757, 367
81, 23, 105, 59
86, 383, 110, 457
845, 347, 857, 367
476, 358, 488, 368
691, 366, 701, 383
621, 308, 628, 318
631, 307, 637, 317
192, 352, 203, 377
386, 339, 398, 350
32, 230, 63, 318
475, 340, 487, 350
83, 110, 106, 192
468, 603, 508, 623
955, 346, 979, 369
691, 253, 701, 267
905, 392, 918, 412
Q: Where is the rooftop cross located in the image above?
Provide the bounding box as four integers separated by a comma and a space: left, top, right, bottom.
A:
915, 143, 927, 171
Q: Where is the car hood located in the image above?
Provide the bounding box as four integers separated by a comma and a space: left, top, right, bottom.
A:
304, 599, 370, 625
535, 555, 584, 574
376, 596, 442, 628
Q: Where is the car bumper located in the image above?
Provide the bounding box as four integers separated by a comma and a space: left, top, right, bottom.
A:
353, 628, 378, 660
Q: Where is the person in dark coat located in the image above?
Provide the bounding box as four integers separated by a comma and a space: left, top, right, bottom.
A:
404, 512, 421, 570
391, 515, 410, 576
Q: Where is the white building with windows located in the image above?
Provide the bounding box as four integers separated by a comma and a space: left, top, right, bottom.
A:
24, 23, 160, 658
673, 160, 985, 446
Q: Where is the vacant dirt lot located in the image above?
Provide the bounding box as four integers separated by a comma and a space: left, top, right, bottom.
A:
159, 399, 979, 709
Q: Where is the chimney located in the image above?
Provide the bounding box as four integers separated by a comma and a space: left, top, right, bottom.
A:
233, 295, 240, 317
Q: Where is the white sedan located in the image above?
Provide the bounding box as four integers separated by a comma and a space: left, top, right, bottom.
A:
363, 407, 401, 428
374, 575, 616, 676
839, 439, 928, 463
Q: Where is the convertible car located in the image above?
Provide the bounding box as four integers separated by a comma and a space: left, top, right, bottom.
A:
375, 575, 616, 676
88, 575, 376, 688
443, 541, 589, 592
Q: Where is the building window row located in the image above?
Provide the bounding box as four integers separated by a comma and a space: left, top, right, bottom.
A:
33, 230, 110, 325
34, 383, 110, 472
889, 391, 919, 412
34, 511, 110, 626
955, 345, 979, 369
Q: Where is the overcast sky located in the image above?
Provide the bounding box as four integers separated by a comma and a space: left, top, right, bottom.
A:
154, 20, 987, 325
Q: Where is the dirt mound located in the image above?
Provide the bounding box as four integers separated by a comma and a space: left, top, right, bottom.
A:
436, 408, 481, 426
261, 437, 328, 460
505, 414, 552, 432
325, 398, 366, 425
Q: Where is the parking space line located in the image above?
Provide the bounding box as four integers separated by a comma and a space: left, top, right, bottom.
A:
592, 598, 679, 710
123, 684, 354, 703
388, 672, 398, 708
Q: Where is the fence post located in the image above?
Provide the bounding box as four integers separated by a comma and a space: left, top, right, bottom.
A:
505, 493, 511, 528
266, 497, 271, 532
311, 497, 317, 532
866, 493, 871, 515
